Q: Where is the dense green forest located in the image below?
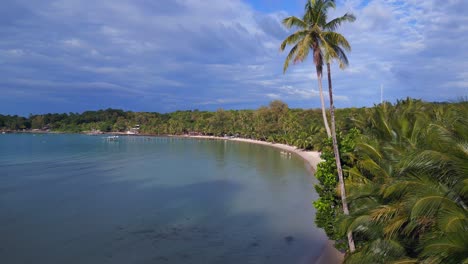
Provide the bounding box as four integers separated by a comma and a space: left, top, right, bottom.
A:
1, 98, 467, 263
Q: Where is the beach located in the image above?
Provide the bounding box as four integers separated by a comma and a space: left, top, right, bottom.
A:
183, 135, 322, 170
183, 135, 345, 264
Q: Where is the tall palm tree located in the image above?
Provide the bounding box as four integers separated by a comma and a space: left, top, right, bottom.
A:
281, 0, 357, 251
280, 0, 335, 138
322, 8, 356, 253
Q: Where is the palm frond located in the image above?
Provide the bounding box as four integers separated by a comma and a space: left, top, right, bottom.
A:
283, 44, 298, 73
282, 16, 307, 29
437, 206, 468, 233
356, 142, 383, 160
324, 13, 356, 31
280, 30, 308, 51
420, 232, 468, 264
383, 215, 408, 238
390, 259, 419, 264
411, 195, 454, 220
333, 45, 349, 68
461, 179, 468, 197
347, 166, 371, 183
323, 31, 351, 51
370, 204, 402, 222
345, 239, 407, 264
294, 33, 312, 64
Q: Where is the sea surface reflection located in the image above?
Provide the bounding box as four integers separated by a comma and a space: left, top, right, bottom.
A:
0, 134, 328, 263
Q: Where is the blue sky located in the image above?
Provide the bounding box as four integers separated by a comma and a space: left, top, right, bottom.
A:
1, 0, 467, 115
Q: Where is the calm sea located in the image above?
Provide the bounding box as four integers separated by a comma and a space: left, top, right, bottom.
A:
0, 134, 328, 264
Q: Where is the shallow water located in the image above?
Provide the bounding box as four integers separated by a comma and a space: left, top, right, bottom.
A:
0, 134, 328, 263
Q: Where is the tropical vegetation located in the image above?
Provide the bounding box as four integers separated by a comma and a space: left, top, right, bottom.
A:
314, 99, 468, 263
0, 101, 330, 150
342, 99, 467, 263
1, 99, 467, 262
281, 0, 357, 250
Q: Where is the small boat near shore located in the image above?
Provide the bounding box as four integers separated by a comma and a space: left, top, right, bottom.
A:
280, 150, 292, 158
104, 135, 119, 141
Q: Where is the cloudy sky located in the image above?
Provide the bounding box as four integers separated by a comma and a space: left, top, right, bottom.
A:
1, 0, 467, 115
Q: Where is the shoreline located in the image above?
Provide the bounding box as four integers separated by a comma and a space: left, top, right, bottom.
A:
5, 131, 344, 263
178, 135, 323, 172
179, 135, 344, 264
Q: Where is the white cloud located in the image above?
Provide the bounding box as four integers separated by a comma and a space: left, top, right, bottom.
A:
266, 93, 280, 99
0, 0, 467, 114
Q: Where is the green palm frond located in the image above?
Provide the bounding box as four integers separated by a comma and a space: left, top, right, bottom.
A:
411, 195, 454, 220
462, 179, 468, 196
333, 45, 349, 68
323, 31, 351, 51
436, 205, 468, 233
389, 259, 418, 264
345, 239, 407, 264
283, 44, 298, 73
347, 166, 371, 183
324, 13, 356, 31
370, 204, 402, 222
304, 0, 335, 25
420, 232, 468, 264
280, 30, 308, 51
282, 16, 307, 29
457, 142, 468, 155
383, 215, 408, 238
295, 33, 312, 63
438, 213, 468, 233
381, 179, 423, 199
358, 158, 389, 178
356, 142, 383, 160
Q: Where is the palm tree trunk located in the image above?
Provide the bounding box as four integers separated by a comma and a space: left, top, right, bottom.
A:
326, 62, 355, 252
316, 67, 332, 137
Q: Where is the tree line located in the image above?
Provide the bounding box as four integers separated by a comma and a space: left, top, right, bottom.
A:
0, 100, 361, 151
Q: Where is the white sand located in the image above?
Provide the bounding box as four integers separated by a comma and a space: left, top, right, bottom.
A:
184, 135, 323, 171
182, 135, 345, 263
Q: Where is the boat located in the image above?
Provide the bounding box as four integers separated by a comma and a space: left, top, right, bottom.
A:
104, 135, 119, 141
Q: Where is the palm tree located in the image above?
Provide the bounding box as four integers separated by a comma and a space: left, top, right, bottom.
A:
322, 7, 356, 253
281, 0, 357, 251
280, 0, 335, 138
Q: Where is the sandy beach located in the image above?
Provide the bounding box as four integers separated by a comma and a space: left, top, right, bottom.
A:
182, 135, 322, 170
182, 135, 344, 264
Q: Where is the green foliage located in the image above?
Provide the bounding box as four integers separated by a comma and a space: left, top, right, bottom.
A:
340, 98, 468, 263
313, 129, 360, 250
0, 100, 342, 151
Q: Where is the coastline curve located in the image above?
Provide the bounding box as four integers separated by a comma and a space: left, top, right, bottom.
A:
179, 135, 344, 264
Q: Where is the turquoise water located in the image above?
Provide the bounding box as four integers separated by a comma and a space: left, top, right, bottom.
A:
0, 134, 328, 263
